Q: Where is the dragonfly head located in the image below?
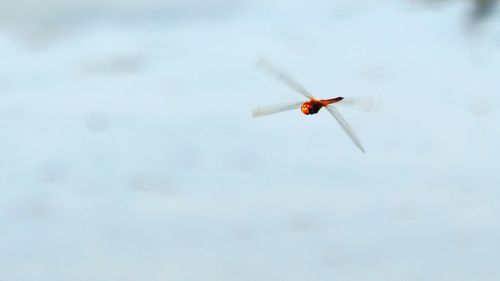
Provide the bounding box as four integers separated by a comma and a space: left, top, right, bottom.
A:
301, 102, 321, 115
301, 103, 312, 115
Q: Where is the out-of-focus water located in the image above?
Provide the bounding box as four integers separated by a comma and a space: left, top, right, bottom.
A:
1, 0, 500, 280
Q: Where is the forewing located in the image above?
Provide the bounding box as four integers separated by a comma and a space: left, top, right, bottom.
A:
257, 58, 315, 99
325, 106, 366, 153
253, 101, 304, 118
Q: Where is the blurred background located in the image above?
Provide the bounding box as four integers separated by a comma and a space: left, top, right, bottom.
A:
1, 0, 500, 280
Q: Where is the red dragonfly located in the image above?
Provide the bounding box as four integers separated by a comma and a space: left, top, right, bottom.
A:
253, 59, 365, 153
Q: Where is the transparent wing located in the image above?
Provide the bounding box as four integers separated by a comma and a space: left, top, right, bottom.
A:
253, 101, 304, 118
256, 58, 315, 99
325, 106, 365, 153
337, 95, 381, 112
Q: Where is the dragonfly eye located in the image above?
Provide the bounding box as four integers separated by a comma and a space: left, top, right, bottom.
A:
301, 105, 310, 114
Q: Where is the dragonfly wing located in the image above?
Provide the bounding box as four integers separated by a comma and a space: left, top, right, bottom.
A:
256, 58, 315, 99
325, 106, 365, 153
253, 101, 304, 118
337, 95, 381, 112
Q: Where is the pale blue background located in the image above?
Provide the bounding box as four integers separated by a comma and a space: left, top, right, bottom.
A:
1, 0, 499, 280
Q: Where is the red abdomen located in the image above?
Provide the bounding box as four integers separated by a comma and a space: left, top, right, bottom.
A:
321, 97, 344, 105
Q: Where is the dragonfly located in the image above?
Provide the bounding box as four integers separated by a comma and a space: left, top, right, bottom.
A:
253, 59, 366, 153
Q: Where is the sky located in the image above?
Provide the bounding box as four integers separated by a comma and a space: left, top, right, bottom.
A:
0, 0, 500, 280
